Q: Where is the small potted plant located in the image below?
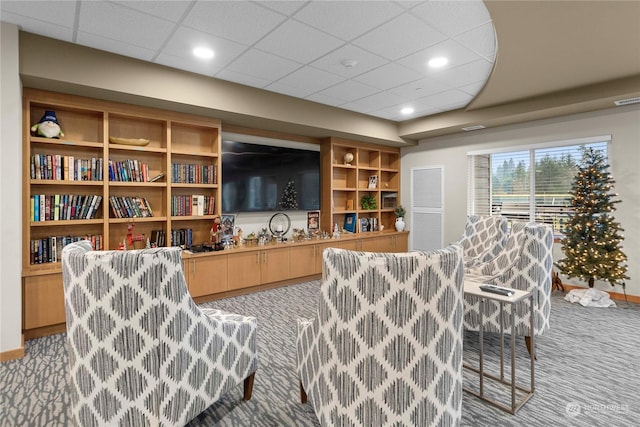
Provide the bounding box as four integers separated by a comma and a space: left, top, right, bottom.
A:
394, 205, 406, 231
360, 194, 377, 210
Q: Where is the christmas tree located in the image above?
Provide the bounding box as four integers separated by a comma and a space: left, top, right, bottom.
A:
280, 179, 298, 210
555, 147, 628, 287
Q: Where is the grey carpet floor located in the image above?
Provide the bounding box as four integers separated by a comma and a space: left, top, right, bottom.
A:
1, 280, 638, 426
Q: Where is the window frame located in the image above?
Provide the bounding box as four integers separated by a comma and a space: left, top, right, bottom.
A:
467, 135, 611, 235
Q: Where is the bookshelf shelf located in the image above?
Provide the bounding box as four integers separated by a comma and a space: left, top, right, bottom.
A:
321, 137, 401, 234
23, 89, 222, 336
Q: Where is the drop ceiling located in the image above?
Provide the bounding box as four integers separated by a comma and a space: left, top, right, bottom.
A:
2, 0, 640, 141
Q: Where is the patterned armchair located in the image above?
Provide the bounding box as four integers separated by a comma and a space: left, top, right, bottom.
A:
455, 215, 508, 268
61, 241, 258, 427
463, 224, 554, 352
297, 246, 464, 426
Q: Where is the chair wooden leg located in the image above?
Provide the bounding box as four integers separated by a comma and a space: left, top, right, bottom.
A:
243, 372, 256, 401
300, 382, 308, 404
525, 336, 537, 360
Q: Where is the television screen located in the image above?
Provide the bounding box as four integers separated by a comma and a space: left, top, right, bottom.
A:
221, 140, 320, 212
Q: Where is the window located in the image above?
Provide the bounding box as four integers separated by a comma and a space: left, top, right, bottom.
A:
468, 137, 609, 234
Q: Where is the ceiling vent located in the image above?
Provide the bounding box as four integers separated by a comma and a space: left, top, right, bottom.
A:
614, 97, 640, 106
461, 125, 486, 131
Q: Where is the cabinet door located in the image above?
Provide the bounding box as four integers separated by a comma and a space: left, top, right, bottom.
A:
23, 274, 66, 329
393, 233, 409, 252
186, 255, 227, 297
289, 245, 317, 278
227, 251, 262, 290
361, 236, 387, 252
261, 247, 290, 284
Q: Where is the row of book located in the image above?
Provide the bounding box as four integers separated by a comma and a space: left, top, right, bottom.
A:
171, 163, 217, 184
170, 195, 215, 216
108, 159, 150, 182
109, 196, 154, 218
29, 235, 103, 264
30, 154, 104, 181
150, 228, 193, 248
31, 194, 102, 221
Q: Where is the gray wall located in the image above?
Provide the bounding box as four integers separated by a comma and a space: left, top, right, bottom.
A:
402, 105, 640, 296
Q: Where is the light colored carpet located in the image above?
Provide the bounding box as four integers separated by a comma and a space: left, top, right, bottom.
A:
1, 280, 638, 426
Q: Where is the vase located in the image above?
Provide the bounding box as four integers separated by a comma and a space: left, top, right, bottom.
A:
395, 217, 405, 232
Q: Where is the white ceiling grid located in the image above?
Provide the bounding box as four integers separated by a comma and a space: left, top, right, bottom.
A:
1, 0, 497, 122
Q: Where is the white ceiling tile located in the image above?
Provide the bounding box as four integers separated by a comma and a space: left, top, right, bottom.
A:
162, 27, 247, 71
351, 91, 408, 112
269, 66, 344, 95
77, 32, 157, 62
255, 19, 345, 64
224, 49, 302, 83
0, 1, 76, 28
419, 89, 473, 109
316, 80, 380, 103
433, 59, 494, 88
353, 63, 423, 91
111, 1, 192, 22
310, 44, 388, 78
215, 69, 273, 89
183, 1, 286, 46
258, 1, 309, 17
411, 0, 492, 37
352, 13, 446, 61
455, 22, 497, 61
305, 92, 350, 108
398, 39, 482, 74
79, 1, 175, 50
293, 1, 404, 41
388, 77, 451, 99
155, 51, 221, 77
1, 11, 74, 41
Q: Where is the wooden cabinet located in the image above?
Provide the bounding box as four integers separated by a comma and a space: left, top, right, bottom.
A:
184, 254, 227, 298
226, 247, 290, 290
23, 274, 65, 332
321, 137, 400, 237
22, 89, 222, 337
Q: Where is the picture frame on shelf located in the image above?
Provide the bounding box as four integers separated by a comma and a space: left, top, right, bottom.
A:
221, 214, 235, 239
360, 217, 370, 232
307, 210, 320, 231
368, 175, 378, 189
344, 213, 356, 233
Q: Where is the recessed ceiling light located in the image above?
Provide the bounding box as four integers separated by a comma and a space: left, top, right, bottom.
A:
193, 47, 214, 59
428, 56, 448, 68
341, 59, 358, 69
401, 107, 414, 115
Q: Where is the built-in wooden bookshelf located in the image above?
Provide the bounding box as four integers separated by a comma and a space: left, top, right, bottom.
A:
22, 89, 221, 336
320, 137, 401, 235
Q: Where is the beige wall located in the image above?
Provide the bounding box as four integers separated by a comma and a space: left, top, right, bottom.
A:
402, 105, 640, 296
1, 22, 23, 354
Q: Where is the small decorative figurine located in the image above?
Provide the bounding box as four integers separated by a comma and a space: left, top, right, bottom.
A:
343, 152, 354, 166
31, 110, 64, 139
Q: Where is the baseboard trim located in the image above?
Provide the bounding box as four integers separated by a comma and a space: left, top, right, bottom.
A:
0, 336, 25, 362
561, 284, 640, 304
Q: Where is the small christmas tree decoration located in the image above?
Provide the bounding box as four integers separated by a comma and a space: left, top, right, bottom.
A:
555, 147, 629, 287
280, 179, 298, 210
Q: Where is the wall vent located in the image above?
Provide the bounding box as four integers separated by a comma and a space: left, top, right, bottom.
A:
462, 125, 486, 131
614, 97, 640, 106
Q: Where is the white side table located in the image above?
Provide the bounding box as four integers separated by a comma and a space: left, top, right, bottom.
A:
463, 281, 535, 414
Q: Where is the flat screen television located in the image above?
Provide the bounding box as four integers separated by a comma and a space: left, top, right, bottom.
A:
221, 139, 320, 213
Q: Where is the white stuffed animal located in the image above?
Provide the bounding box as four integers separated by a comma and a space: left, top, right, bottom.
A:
31, 110, 64, 138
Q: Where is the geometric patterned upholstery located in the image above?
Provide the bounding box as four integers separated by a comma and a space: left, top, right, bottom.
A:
463, 223, 554, 337
296, 245, 464, 426
61, 240, 258, 427
455, 215, 508, 268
